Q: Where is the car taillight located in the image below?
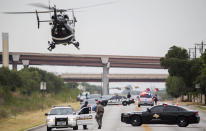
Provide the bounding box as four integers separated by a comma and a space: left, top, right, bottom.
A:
138, 98, 140, 102
195, 112, 199, 116
152, 98, 154, 102
163, 103, 168, 106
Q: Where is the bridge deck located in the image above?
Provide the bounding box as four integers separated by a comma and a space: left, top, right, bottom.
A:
60, 74, 168, 82
0, 52, 163, 69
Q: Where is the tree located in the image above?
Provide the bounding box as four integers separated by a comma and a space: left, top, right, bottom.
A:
19, 68, 41, 95
161, 46, 191, 95
0, 67, 22, 92
161, 46, 203, 98
166, 76, 186, 98
81, 83, 101, 94
195, 50, 206, 103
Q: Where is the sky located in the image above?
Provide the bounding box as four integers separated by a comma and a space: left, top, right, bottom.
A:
1, 0, 206, 91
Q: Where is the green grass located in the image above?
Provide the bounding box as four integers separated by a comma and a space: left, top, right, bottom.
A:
0, 102, 80, 131
0, 88, 80, 120
196, 105, 206, 111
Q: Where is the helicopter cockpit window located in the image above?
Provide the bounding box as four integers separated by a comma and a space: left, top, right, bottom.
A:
64, 15, 69, 19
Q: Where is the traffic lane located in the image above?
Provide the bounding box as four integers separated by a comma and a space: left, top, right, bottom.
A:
185, 105, 206, 129
100, 104, 145, 131
31, 104, 117, 131
31, 104, 145, 131
139, 105, 204, 131
29, 103, 205, 131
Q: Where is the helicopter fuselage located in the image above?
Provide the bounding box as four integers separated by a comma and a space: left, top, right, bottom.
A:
51, 14, 74, 44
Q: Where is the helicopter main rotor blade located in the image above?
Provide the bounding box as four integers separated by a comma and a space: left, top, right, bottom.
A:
28, 3, 52, 10
71, 1, 117, 11
3, 11, 53, 14
39, 20, 52, 22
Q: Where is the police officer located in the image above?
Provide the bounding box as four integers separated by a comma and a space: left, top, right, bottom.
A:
153, 95, 158, 105
96, 101, 104, 129
81, 101, 89, 130
127, 92, 131, 99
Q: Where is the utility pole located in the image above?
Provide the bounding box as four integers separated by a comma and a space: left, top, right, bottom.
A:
189, 41, 206, 59
195, 41, 206, 55
189, 48, 196, 59
195, 45, 197, 59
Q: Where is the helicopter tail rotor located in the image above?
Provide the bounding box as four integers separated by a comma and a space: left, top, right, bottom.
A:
35, 10, 40, 29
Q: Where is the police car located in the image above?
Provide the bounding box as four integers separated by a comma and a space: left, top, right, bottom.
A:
137, 92, 154, 107
106, 95, 134, 106
121, 104, 200, 127
45, 106, 93, 131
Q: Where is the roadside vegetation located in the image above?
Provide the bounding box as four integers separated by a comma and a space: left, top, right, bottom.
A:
81, 82, 102, 94
0, 67, 80, 119
161, 46, 206, 104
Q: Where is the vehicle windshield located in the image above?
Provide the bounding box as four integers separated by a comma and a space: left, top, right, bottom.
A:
50, 108, 74, 115
102, 95, 112, 99
86, 99, 96, 105
89, 94, 101, 99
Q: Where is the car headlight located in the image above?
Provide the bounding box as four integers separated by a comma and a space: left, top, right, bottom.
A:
68, 118, 76, 121
47, 118, 54, 123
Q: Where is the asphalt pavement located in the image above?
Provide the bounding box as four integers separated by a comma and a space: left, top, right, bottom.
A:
31, 103, 206, 131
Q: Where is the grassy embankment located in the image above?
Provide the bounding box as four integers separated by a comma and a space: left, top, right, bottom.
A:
177, 101, 206, 112
0, 88, 81, 131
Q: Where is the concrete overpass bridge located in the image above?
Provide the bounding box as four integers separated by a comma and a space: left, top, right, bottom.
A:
0, 52, 162, 69
0, 52, 165, 95
1, 33, 166, 95
60, 74, 168, 82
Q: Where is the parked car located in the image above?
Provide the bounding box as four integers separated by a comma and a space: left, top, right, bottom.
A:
88, 94, 101, 100
45, 105, 93, 131
106, 95, 134, 106
99, 95, 113, 106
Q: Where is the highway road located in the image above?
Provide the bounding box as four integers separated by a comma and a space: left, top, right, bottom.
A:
32, 103, 206, 131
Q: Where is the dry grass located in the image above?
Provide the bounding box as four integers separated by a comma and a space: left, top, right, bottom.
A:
0, 102, 80, 131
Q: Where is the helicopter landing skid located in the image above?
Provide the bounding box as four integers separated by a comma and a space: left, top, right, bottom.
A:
72, 41, 80, 50
48, 41, 56, 51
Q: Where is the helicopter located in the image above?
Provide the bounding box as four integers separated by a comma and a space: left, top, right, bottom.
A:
3, 1, 116, 51
4, 3, 79, 51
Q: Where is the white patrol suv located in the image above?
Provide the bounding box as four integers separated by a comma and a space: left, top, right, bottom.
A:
138, 92, 154, 107
45, 106, 93, 131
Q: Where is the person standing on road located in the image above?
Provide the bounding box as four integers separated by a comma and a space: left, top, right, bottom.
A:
96, 101, 104, 129
127, 92, 131, 99
86, 93, 88, 99
153, 95, 158, 105
81, 101, 89, 130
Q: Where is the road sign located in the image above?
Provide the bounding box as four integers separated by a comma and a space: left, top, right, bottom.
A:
40, 82, 47, 90
195, 84, 200, 89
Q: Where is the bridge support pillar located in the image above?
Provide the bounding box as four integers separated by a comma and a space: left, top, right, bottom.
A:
22, 60, 30, 68
2, 33, 9, 68
12, 54, 20, 70
101, 57, 110, 95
